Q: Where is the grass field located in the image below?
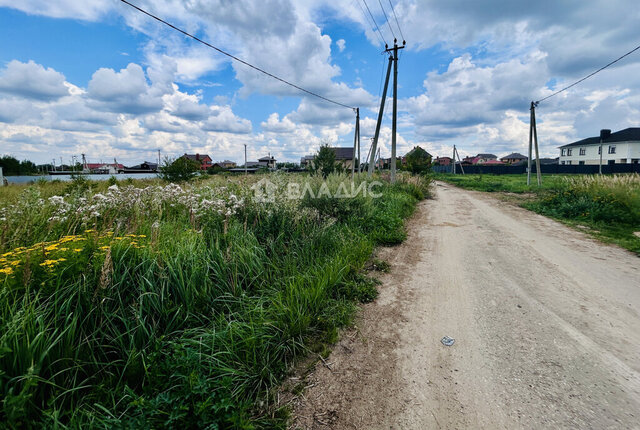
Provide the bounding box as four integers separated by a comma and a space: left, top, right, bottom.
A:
0, 172, 430, 428
436, 173, 640, 255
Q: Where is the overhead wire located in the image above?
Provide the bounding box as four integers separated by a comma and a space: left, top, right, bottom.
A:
387, 0, 405, 42
361, 0, 388, 46
119, 0, 356, 110
536, 42, 640, 104
354, 0, 385, 47
376, 0, 396, 41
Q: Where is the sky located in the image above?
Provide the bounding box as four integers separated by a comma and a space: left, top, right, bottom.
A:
0, 0, 639, 166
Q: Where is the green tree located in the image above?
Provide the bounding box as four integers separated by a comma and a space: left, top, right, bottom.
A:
405, 146, 432, 175
312, 144, 341, 178
159, 156, 200, 182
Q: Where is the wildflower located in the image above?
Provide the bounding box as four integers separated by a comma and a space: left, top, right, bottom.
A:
73, 248, 83, 252
45, 244, 59, 252
40, 259, 58, 267
0, 267, 13, 275
100, 246, 110, 251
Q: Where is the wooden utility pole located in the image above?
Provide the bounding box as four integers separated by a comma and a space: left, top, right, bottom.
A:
527, 101, 542, 186
389, 40, 405, 183
368, 54, 393, 177
352, 108, 360, 178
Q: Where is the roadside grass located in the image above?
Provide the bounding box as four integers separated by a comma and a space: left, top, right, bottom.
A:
0, 172, 431, 428
436, 173, 640, 255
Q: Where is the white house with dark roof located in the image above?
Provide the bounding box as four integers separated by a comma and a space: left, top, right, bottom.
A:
559, 128, 640, 165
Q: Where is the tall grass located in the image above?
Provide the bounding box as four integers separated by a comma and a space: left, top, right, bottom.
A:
0, 172, 430, 428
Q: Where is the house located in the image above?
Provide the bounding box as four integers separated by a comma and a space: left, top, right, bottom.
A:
434, 156, 453, 166
500, 152, 527, 164
86, 163, 125, 174
126, 161, 158, 171
258, 155, 276, 169
474, 153, 498, 164
330, 147, 355, 169
558, 128, 640, 165
182, 153, 213, 170
219, 160, 236, 169
300, 155, 314, 168
483, 159, 505, 165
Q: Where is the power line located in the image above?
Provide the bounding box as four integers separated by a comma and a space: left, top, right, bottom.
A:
387, 0, 405, 42
119, 0, 356, 110
377, 0, 396, 41
361, 0, 388, 46
536, 42, 640, 104
354, 0, 385, 47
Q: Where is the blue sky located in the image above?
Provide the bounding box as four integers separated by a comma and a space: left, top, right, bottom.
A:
0, 0, 639, 166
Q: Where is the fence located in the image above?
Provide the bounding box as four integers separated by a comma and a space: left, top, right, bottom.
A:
431, 164, 640, 175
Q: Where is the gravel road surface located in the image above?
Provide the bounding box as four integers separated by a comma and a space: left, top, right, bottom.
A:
292, 181, 640, 429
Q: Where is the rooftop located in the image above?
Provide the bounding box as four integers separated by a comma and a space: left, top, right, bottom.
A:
559, 127, 640, 148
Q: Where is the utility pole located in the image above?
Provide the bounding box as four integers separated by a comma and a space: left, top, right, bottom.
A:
244, 144, 247, 176
368, 53, 393, 177
158, 149, 161, 167
389, 39, 405, 183
452, 145, 456, 174
351, 108, 360, 178
599, 136, 603, 175
527, 101, 542, 186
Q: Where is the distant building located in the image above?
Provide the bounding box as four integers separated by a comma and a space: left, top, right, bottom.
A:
300, 155, 314, 168
500, 152, 527, 164
86, 163, 125, 174
182, 153, 213, 170
331, 147, 355, 169
558, 128, 640, 165
258, 155, 277, 169
434, 156, 453, 166
126, 161, 158, 171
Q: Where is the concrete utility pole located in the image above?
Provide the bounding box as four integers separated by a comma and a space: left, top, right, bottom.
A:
351, 108, 360, 178
527, 101, 542, 186
244, 144, 247, 176
452, 145, 456, 174
390, 39, 405, 183
158, 149, 161, 167
368, 54, 393, 177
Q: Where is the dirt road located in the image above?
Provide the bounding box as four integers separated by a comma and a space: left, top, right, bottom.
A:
292, 182, 640, 429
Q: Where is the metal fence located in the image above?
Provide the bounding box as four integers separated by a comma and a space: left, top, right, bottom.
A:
431, 164, 640, 175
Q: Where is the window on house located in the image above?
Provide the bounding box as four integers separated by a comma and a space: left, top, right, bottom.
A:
579, 161, 585, 165
561, 161, 565, 165
598, 146, 601, 155
561, 148, 566, 156
608, 145, 616, 154
608, 160, 615, 165
566, 160, 572, 165
579, 148, 586, 155
567, 148, 572, 156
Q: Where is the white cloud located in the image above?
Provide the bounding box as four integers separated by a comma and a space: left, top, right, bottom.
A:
0, 60, 69, 101
336, 39, 346, 52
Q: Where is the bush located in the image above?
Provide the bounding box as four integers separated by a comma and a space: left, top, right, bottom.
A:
159, 157, 200, 182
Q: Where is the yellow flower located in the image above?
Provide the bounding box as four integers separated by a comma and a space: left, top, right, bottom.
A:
73, 248, 83, 252
85, 229, 96, 233
0, 267, 13, 275
59, 247, 69, 252
40, 259, 58, 267
44, 244, 59, 251
100, 246, 110, 251
9, 260, 20, 266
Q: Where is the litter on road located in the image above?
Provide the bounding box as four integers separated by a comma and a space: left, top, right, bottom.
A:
441, 336, 455, 346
